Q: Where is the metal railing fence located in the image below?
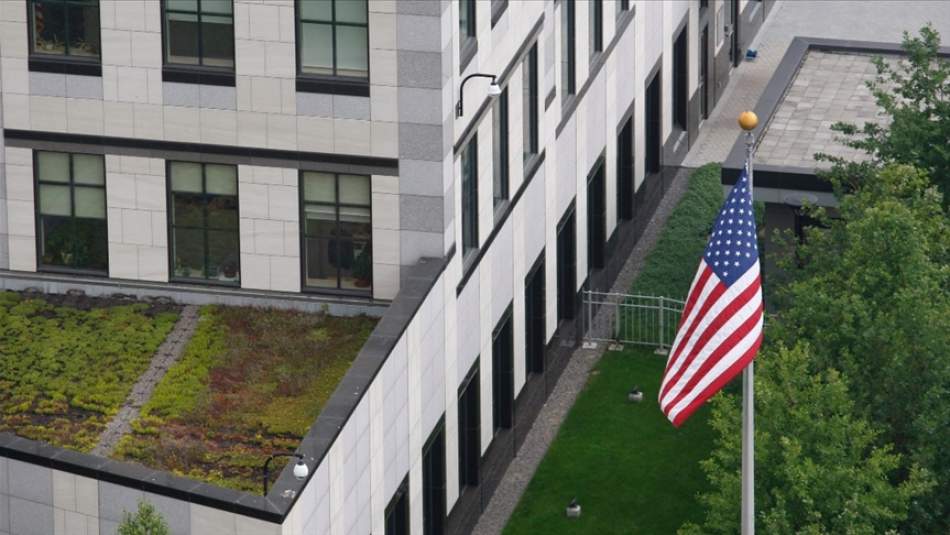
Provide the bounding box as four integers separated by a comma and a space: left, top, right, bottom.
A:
583, 291, 686, 351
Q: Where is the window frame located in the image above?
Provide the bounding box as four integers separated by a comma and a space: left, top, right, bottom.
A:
27, 0, 102, 76
459, 0, 478, 72
586, 157, 606, 272
33, 150, 109, 276
160, 0, 236, 86
457, 360, 481, 491
524, 251, 546, 374
461, 135, 479, 260
492, 305, 514, 432
299, 171, 374, 296
560, 0, 576, 105
522, 42, 539, 165
422, 419, 446, 535
385, 477, 409, 535
590, 0, 603, 58
556, 204, 577, 322
617, 115, 636, 221
294, 0, 371, 96
166, 161, 241, 286
492, 87, 509, 216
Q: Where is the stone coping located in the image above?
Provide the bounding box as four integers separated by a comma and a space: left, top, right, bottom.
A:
722, 37, 950, 195
0, 253, 451, 523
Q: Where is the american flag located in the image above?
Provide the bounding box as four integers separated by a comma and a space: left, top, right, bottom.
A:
659, 166, 764, 427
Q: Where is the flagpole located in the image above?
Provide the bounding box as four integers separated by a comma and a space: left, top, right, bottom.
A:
738, 111, 758, 535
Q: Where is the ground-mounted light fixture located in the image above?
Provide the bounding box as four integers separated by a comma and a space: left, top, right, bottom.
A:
566, 497, 582, 518
262, 452, 308, 495
456, 73, 502, 117
628, 386, 644, 403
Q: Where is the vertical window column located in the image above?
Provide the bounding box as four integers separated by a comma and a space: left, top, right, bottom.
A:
556, 208, 577, 321
522, 43, 539, 165
459, 0, 477, 71
168, 162, 240, 284
617, 117, 635, 221
525, 254, 546, 374
587, 160, 606, 272
458, 363, 481, 490
590, 0, 603, 57
35, 151, 108, 273
492, 309, 514, 432
422, 423, 446, 535
673, 26, 689, 131
461, 136, 479, 258
492, 87, 509, 213
645, 71, 662, 175
301, 172, 373, 292
385, 478, 409, 535
560, 0, 576, 103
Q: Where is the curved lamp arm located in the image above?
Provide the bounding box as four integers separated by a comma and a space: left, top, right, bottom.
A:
456, 73, 499, 117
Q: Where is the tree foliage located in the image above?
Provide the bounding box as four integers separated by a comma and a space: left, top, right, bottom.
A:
684, 164, 949, 533
117, 501, 170, 535
680, 343, 932, 535
818, 25, 950, 207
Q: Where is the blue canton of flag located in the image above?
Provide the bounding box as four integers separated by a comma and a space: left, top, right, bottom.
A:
703, 168, 758, 287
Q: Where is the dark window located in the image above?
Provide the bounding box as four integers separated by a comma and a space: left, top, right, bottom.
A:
590, 0, 603, 56
461, 136, 479, 258
35, 151, 107, 273
617, 116, 635, 220
560, 0, 575, 102
29, 0, 100, 60
422, 422, 446, 535
490, 0, 508, 27
556, 208, 576, 321
492, 87, 509, 212
522, 43, 539, 163
645, 71, 662, 175
492, 308, 514, 431
525, 253, 546, 374
673, 25, 688, 131
458, 363, 480, 489
297, 0, 368, 79
700, 24, 709, 120
163, 0, 234, 68
168, 162, 240, 284
587, 159, 606, 271
700, 0, 709, 10
301, 172, 372, 292
459, 0, 476, 70
459, 0, 476, 38
385, 478, 409, 535
620, 0, 630, 12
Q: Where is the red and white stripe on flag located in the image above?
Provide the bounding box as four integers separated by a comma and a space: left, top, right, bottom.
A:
659, 168, 764, 427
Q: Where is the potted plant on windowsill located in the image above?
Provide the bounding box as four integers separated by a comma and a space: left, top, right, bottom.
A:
352, 248, 372, 288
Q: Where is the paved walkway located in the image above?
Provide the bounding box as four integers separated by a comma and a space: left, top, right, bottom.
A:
91, 305, 200, 457
471, 167, 693, 535
684, 0, 950, 167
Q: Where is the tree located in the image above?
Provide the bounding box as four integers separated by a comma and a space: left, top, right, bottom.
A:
679, 343, 932, 535
818, 24, 950, 208
117, 501, 170, 535
772, 164, 950, 533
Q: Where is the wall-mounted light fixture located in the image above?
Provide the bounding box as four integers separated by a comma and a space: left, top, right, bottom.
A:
262, 452, 308, 495
456, 73, 502, 117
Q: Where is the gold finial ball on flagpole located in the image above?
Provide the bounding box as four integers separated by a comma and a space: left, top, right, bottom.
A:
738, 111, 758, 131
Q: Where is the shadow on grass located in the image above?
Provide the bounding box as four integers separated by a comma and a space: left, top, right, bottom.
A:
504, 348, 713, 535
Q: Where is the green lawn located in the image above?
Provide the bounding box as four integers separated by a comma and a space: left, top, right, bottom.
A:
114, 305, 377, 492
505, 165, 725, 533
504, 348, 713, 534
0, 291, 178, 452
